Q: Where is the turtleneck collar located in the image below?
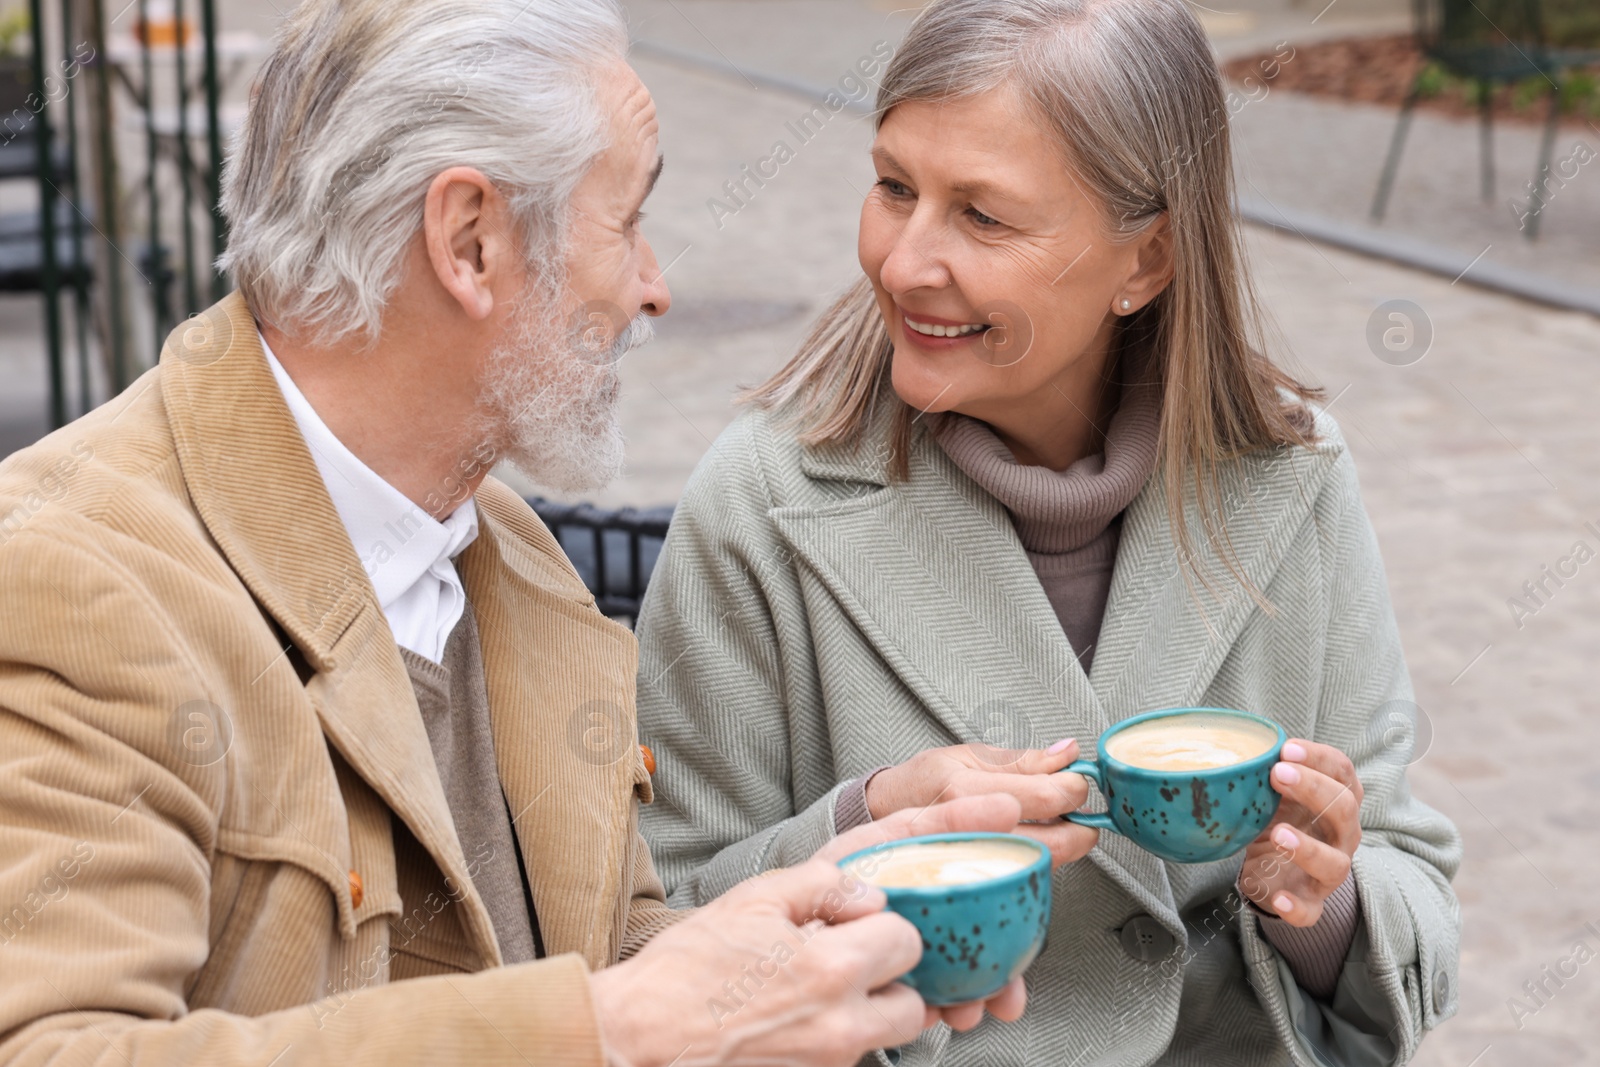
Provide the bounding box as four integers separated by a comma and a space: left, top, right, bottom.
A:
933, 345, 1162, 556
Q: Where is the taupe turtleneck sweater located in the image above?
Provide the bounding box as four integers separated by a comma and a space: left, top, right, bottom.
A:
933, 353, 1162, 672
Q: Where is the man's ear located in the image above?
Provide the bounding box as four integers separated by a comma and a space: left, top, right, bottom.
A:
1121, 214, 1175, 310
422, 167, 517, 322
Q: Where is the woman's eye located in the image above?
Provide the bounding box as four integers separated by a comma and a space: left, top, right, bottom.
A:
875, 178, 911, 198
968, 206, 1001, 227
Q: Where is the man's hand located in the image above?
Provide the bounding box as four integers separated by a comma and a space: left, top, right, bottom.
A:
592, 795, 1027, 1067
864, 741, 1099, 868
1237, 739, 1364, 927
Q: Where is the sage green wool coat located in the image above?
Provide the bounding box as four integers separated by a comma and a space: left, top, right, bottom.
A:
634, 400, 1461, 1067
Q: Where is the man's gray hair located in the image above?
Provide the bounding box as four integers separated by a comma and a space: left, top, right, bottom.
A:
218, 0, 628, 345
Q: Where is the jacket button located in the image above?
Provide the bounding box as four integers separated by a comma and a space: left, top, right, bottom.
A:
640, 744, 656, 775
348, 869, 364, 910
1119, 915, 1175, 962
1432, 967, 1450, 1013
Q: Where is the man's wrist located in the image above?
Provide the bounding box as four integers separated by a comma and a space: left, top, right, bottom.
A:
590, 965, 651, 1067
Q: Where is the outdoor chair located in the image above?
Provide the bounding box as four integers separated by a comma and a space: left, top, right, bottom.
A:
0, 197, 92, 291
1370, 0, 1599, 238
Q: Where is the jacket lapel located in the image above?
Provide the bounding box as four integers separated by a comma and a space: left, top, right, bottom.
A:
161, 293, 500, 965
461, 481, 639, 971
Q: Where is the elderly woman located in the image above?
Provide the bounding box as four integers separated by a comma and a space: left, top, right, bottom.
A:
635, 0, 1461, 1063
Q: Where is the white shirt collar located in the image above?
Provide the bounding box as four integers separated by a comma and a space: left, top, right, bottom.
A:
260, 331, 478, 663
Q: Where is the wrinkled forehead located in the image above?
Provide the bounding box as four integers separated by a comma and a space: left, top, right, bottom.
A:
583, 59, 661, 196
598, 59, 659, 152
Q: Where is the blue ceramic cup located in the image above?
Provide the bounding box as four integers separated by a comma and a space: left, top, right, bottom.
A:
1064, 708, 1287, 863
836, 832, 1050, 1006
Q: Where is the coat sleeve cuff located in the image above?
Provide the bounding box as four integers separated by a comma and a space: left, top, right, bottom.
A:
1246, 874, 1362, 1000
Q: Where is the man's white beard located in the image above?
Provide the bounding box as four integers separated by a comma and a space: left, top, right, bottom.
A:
478, 289, 654, 493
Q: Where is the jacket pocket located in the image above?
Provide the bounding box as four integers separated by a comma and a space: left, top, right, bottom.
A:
186, 845, 357, 1013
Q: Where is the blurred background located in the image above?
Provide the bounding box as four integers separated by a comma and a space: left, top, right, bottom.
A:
1, 0, 1597, 1062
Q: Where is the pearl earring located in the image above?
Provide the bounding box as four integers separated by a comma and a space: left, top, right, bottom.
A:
1120, 299, 1132, 311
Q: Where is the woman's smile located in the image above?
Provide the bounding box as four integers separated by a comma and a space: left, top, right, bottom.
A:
899, 308, 992, 346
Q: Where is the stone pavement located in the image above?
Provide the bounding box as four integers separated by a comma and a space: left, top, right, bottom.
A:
1230, 80, 1600, 298
3, 0, 1599, 1062
1246, 233, 1600, 1067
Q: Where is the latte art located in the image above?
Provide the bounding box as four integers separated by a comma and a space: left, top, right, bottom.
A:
847, 839, 1040, 889
1106, 714, 1279, 771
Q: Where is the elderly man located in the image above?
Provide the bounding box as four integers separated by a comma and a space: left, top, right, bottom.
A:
0, 1, 1033, 1064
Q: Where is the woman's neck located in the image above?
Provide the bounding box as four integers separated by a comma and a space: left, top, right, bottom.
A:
964, 345, 1122, 472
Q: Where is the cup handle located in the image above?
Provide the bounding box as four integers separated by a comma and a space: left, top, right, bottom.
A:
1063, 758, 1117, 832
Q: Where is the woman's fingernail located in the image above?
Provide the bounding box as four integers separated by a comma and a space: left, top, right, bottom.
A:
1275, 763, 1301, 785
1282, 741, 1307, 762
1274, 825, 1299, 849
1047, 738, 1076, 755
1273, 894, 1294, 915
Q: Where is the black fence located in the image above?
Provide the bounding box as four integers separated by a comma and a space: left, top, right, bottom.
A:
6, 0, 233, 428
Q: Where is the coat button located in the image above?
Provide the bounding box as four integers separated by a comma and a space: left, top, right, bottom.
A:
348, 869, 364, 910
1432, 967, 1450, 1013
1119, 915, 1175, 962
640, 744, 656, 775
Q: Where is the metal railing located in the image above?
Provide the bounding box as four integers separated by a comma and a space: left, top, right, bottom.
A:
7, 0, 232, 429
527, 498, 673, 626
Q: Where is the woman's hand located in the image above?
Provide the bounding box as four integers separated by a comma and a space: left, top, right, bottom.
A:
863, 739, 1099, 868
1237, 739, 1364, 927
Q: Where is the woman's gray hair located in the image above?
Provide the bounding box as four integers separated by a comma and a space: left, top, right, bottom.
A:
218, 0, 628, 345
878, 0, 1220, 242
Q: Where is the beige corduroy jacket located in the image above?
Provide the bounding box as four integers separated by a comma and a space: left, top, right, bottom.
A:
0, 293, 674, 1066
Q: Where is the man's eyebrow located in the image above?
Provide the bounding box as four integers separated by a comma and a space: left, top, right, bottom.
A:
637, 154, 665, 208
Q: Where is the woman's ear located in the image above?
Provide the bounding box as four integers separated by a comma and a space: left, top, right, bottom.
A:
422, 166, 516, 322
1118, 214, 1175, 312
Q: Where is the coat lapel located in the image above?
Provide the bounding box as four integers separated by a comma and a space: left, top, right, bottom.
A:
770, 429, 1184, 917
161, 293, 500, 965
461, 481, 639, 971
772, 431, 1110, 755
1090, 443, 1340, 718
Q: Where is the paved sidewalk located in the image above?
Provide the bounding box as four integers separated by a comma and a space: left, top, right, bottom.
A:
1232, 87, 1600, 297
1245, 232, 1600, 1067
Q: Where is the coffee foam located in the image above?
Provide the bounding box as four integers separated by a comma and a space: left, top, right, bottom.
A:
1106, 714, 1278, 771
847, 839, 1039, 889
